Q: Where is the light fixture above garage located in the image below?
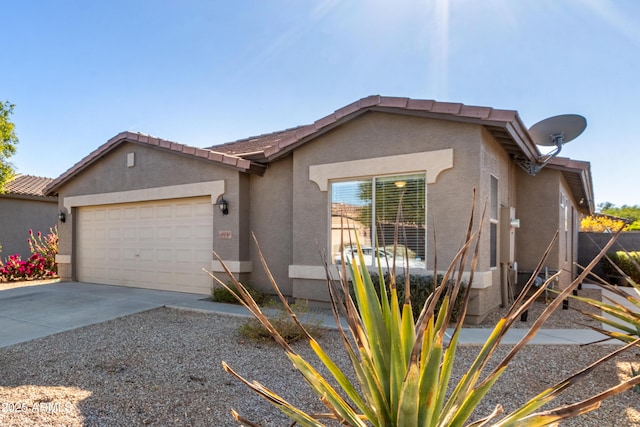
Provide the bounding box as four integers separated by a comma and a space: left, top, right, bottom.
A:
218, 197, 229, 215
58, 210, 66, 223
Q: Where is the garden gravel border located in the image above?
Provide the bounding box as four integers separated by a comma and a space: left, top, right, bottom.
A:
1, 304, 639, 426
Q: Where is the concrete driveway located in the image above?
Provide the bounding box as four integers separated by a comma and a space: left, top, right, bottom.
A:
0, 281, 246, 348
0, 281, 613, 349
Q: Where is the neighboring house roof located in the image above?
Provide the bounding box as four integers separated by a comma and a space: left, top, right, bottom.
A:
208, 95, 541, 163
1, 174, 56, 201
546, 156, 595, 215
45, 131, 267, 195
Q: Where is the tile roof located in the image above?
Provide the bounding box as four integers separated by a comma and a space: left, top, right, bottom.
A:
2, 175, 56, 199
42, 95, 593, 213
208, 95, 540, 162
45, 131, 267, 195
207, 95, 593, 214
206, 126, 307, 159
546, 156, 594, 215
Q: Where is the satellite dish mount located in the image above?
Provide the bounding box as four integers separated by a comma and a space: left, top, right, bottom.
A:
517, 114, 586, 176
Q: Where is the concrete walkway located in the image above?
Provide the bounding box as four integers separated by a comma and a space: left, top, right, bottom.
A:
0, 281, 615, 349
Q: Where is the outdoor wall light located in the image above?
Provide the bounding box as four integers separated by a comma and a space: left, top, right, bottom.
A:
218, 197, 229, 215
58, 210, 66, 223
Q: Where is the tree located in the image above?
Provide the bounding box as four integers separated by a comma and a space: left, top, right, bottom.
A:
596, 203, 640, 231
0, 101, 19, 192
581, 202, 640, 232
580, 214, 628, 232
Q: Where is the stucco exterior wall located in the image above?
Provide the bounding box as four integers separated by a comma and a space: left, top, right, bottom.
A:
0, 196, 58, 259
558, 174, 581, 289
464, 128, 515, 322
249, 156, 294, 296
515, 167, 583, 291
276, 111, 511, 321
53, 142, 246, 283
515, 167, 561, 273
294, 112, 481, 266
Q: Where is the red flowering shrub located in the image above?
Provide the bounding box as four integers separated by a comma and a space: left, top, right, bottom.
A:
0, 227, 58, 282
28, 226, 58, 275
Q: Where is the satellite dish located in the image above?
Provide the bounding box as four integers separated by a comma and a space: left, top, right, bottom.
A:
516, 113, 587, 176
529, 114, 587, 147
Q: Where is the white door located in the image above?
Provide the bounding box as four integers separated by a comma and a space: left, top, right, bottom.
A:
77, 197, 213, 294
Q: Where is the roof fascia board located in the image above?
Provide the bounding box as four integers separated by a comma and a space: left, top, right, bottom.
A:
45, 132, 264, 195
264, 99, 541, 163
0, 193, 57, 202
503, 119, 540, 160
570, 169, 595, 215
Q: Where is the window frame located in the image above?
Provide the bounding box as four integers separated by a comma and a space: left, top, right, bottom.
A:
489, 175, 499, 269
329, 172, 427, 269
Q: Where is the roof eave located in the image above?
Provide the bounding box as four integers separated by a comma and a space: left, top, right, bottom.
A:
45, 132, 265, 196
0, 192, 58, 202
546, 158, 595, 215
263, 95, 541, 163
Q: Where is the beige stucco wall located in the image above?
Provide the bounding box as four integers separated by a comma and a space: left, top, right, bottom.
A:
0, 196, 58, 259
53, 141, 248, 287
515, 167, 581, 291
50, 115, 589, 322
276, 111, 514, 322
248, 156, 294, 296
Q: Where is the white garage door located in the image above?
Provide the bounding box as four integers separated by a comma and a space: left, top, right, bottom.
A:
77, 197, 213, 294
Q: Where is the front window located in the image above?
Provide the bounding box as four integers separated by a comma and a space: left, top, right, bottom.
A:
330, 173, 426, 268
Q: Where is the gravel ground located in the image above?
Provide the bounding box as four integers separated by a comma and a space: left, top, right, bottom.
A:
0, 283, 639, 426
477, 287, 603, 329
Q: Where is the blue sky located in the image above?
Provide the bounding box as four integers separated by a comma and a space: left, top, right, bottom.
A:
4, 0, 639, 207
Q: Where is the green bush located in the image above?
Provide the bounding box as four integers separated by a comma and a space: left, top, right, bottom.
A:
350, 272, 466, 322
600, 251, 640, 285
212, 283, 266, 305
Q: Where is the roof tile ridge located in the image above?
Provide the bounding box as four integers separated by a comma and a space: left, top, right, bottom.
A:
10, 174, 53, 181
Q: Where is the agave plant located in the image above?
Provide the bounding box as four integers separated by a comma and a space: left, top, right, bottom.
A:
210, 203, 640, 426
568, 230, 640, 345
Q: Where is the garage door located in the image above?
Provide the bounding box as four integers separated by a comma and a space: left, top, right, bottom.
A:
77, 197, 213, 294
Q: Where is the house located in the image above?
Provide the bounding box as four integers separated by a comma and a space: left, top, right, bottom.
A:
0, 175, 58, 259
44, 96, 594, 323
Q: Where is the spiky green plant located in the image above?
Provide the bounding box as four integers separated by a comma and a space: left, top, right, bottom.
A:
210, 204, 640, 426
568, 229, 640, 345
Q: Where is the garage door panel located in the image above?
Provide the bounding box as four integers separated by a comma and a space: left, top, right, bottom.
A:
157, 205, 172, 218
156, 226, 172, 240
107, 248, 121, 262
156, 249, 172, 262
123, 207, 137, 219
122, 227, 137, 240
139, 226, 155, 240
194, 249, 211, 263
91, 209, 107, 221
77, 197, 213, 294
108, 228, 121, 241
